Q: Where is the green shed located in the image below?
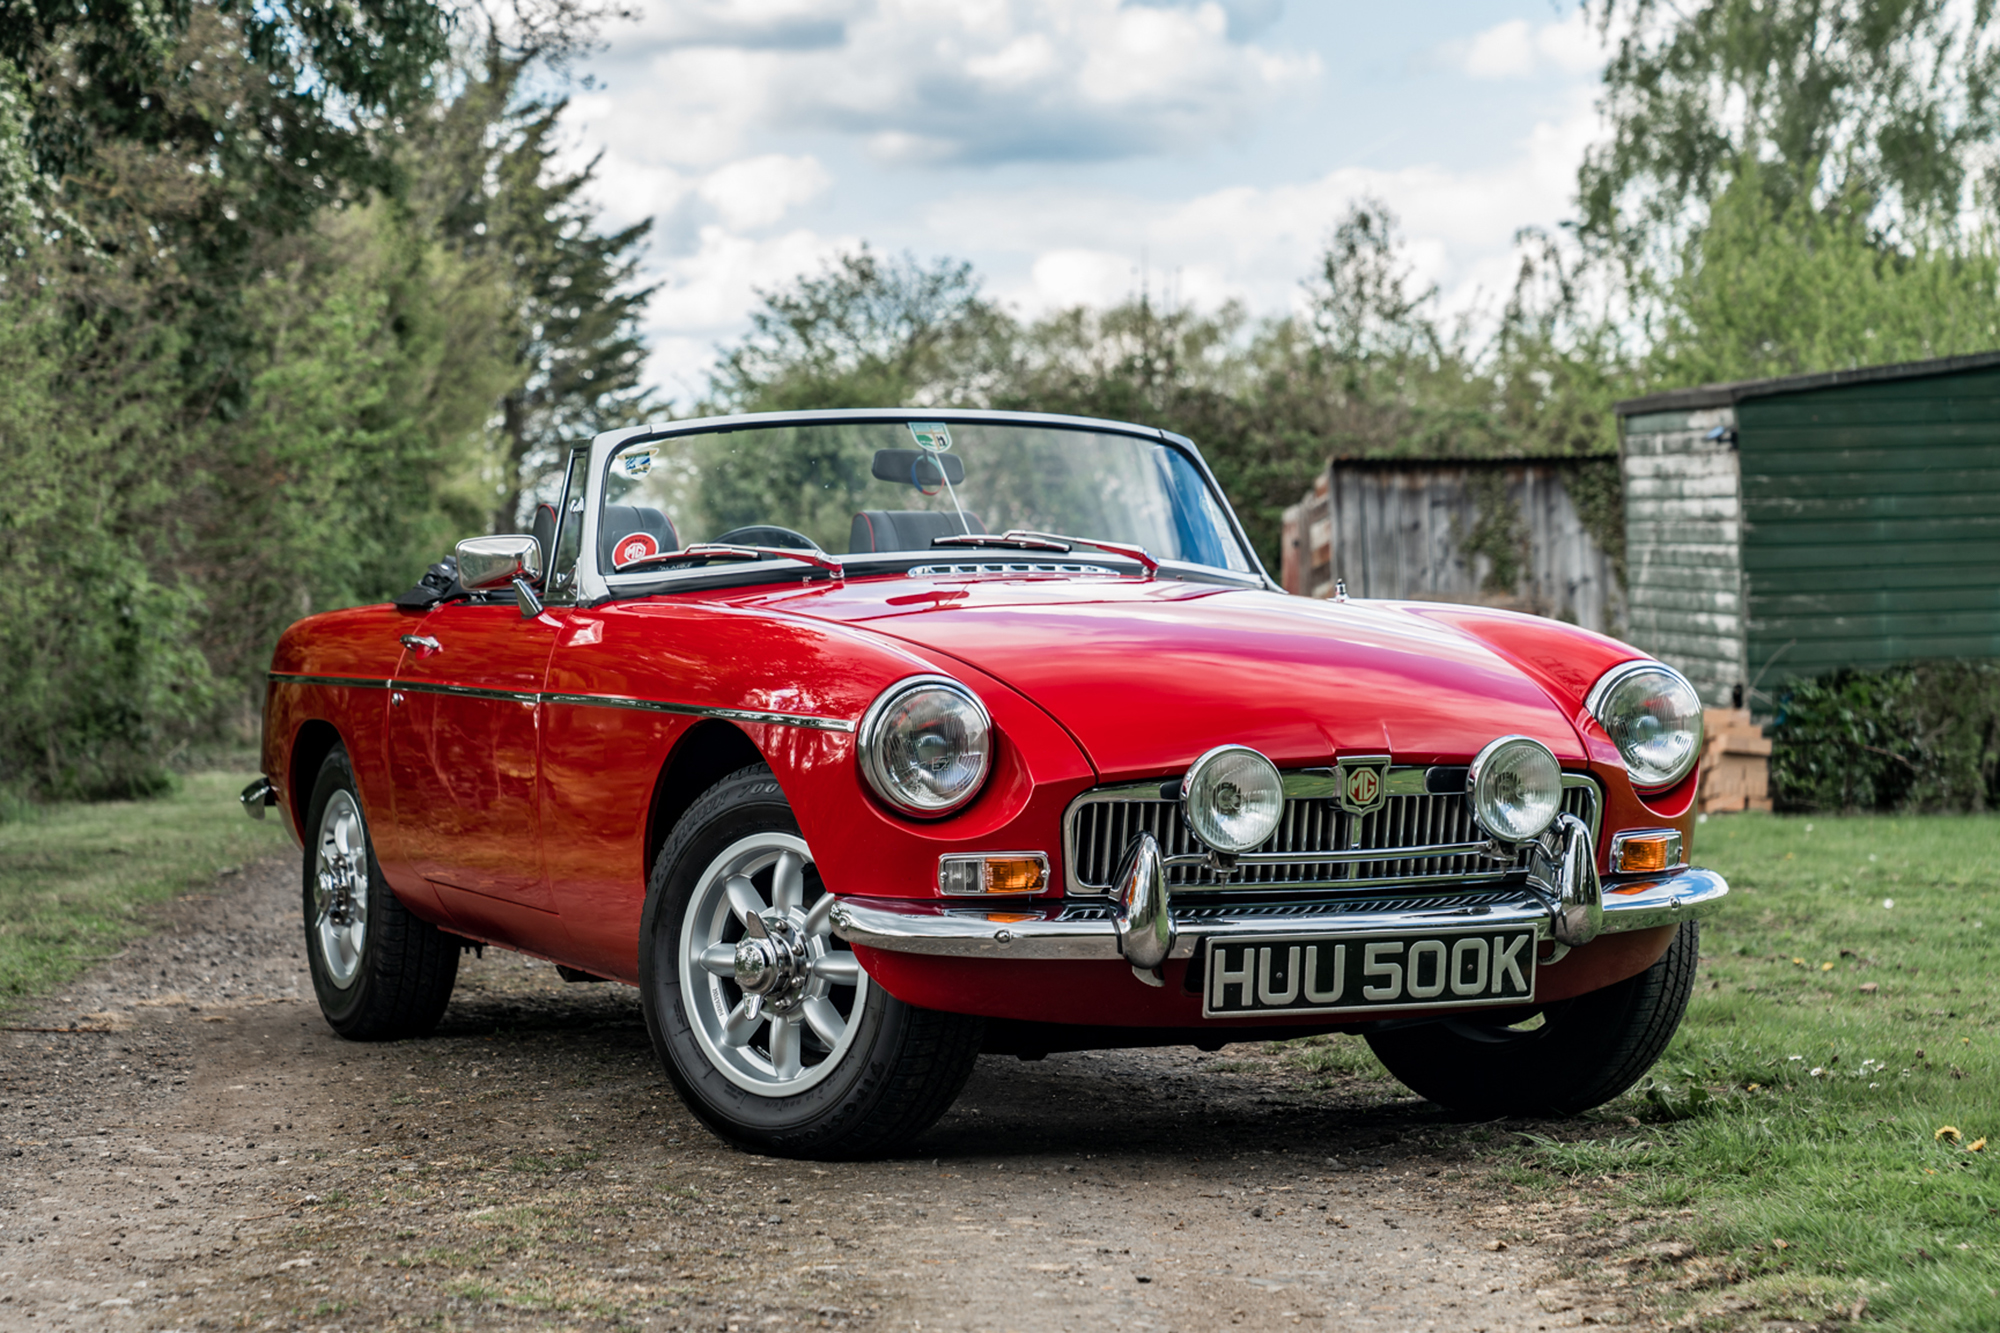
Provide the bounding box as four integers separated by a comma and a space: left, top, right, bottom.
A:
1615, 351, 2000, 709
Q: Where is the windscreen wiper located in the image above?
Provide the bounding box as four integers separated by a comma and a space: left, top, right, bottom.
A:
617, 544, 844, 578
931, 529, 1158, 577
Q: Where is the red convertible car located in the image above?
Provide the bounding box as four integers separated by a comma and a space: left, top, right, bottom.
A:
246, 410, 1726, 1158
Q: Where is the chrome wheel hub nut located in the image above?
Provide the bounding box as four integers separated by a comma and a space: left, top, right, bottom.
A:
733, 914, 809, 1012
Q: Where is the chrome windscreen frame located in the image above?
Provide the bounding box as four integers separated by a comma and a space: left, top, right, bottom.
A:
1059, 767, 1604, 896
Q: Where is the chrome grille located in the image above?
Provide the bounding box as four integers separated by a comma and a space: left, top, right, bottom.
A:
1063, 772, 1599, 895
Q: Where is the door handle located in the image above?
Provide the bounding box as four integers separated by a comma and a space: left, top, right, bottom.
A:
400, 634, 442, 654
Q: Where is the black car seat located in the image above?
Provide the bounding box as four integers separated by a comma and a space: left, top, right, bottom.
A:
530, 502, 558, 572
600, 504, 680, 569
849, 510, 986, 554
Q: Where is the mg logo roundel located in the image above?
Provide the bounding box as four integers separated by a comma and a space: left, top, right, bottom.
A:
613, 532, 659, 567
1335, 755, 1390, 815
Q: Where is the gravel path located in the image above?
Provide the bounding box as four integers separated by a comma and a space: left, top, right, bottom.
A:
0, 855, 1632, 1331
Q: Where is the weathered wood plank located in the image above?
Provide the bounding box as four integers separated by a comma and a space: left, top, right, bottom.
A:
1314, 459, 1621, 632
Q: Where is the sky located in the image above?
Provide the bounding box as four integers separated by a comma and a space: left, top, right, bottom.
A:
564, 1, 1615, 406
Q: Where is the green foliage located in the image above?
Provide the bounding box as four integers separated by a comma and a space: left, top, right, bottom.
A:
0, 3, 652, 800
1460, 470, 1531, 594
189, 200, 515, 689
1, 0, 451, 260
408, 45, 656, 531
1581, 0, 2000, 260
709, 247, 1012, 413
0, 275, 214, 799
1769, 660, 2000, 813
1650, 169, 2000, 385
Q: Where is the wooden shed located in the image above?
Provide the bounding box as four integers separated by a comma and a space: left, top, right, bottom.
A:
1280, 456, 1623, 634
1616, 351, 2000, 709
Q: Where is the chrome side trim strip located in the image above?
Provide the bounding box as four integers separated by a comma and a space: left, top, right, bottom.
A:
542, 693, 858, 733
267, 673, 857, 733
397, 680, 541, 705
268, 673, 392, 690
830, 867, 1728, 960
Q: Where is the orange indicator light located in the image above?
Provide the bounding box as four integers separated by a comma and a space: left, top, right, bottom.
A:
938, 852, 1050, 895
1610, 829, 1683, 875
984, 857, 1047, 894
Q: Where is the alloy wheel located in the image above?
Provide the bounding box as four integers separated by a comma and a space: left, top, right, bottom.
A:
678, 833, 866, 1096
314, 789, 370, 988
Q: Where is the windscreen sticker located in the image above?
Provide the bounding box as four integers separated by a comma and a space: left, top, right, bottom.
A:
612, 532, 659, 567
619, 449, 655, 477
908, 422, 952, 453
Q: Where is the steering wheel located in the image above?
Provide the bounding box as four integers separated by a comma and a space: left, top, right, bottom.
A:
711, 525, 820, 551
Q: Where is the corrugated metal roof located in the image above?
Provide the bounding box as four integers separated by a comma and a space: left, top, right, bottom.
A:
1613, 349, 2000, 416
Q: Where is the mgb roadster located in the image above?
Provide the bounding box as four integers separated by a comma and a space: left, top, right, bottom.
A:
245, 410, 1726, 1157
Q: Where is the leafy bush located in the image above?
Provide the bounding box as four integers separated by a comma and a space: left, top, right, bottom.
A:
1769, 660, 2000, 813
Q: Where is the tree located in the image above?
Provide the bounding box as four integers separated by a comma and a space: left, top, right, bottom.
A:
1650, 169, 2000, 384
708, 248, 1012, 412
0, 0, 452, 260
1580, 0, 2000, 261
402, 44, 655, 533
0, 1, 657, 800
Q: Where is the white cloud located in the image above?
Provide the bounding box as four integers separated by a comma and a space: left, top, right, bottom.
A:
561, 4, 1615, 404
934, 84, 1603, 326
697, 155, 834, 230
590, 0, 1317, 169
636, 225, 858, 403
1443, 12, 1605, 81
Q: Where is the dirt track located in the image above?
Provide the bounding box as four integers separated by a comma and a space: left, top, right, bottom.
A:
0, 855, 1641, 1331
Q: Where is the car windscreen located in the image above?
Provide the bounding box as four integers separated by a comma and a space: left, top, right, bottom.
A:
597, 419, 1254, 578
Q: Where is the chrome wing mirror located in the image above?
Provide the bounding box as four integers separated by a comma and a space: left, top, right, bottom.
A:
455, 535, 546, 618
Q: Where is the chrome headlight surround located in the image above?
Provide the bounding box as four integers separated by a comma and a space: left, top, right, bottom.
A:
1180, 744, 1284, 854
1467, 735, 1563, 844
1586, 660, 1704, 790
856, 675, 993, 818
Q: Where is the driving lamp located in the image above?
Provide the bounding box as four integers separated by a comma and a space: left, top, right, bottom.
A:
1181, 745, 1284, 854
857, 676, 992, 817
1467, 735, 1562, 843
1587, 661, 1704, 789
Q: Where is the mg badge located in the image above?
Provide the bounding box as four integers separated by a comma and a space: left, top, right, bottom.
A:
1336, 755, 1391, 815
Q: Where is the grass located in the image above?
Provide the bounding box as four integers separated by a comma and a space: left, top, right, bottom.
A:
1268, 1032, 1392, 1084
1536, 812, 2000, 1331
0, 770, 287, 1012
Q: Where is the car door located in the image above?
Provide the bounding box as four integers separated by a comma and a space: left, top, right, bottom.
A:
386, 601, 564, 911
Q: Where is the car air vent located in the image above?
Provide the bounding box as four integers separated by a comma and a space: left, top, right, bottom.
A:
907, 562, 1118, 577
1062, 773, 1600, 896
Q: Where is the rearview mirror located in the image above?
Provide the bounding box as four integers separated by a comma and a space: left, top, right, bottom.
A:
872, 449, 965, 487
456, 535, 543, 591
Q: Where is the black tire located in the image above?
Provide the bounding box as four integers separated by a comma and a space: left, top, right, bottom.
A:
1364, 921, 1700, 1117
639, 763, 984, 1159
303, 745, 459, 1040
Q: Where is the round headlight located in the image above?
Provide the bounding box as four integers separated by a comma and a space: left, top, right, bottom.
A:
1181, 745, 1284, 854
857, 676, 992, 817
1468, 735, 1562, 843
1588, 661, 1703, 789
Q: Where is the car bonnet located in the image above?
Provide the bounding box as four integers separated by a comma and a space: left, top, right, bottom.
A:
739, 576, 1588, 783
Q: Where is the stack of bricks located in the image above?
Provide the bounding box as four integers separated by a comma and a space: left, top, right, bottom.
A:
1698, 708, 1772, 813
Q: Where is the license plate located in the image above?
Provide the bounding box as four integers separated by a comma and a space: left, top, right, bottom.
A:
1201, 926, 1536, 1018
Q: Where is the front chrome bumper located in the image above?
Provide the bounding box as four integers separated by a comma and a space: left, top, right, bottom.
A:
829, 866, 1728, 960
